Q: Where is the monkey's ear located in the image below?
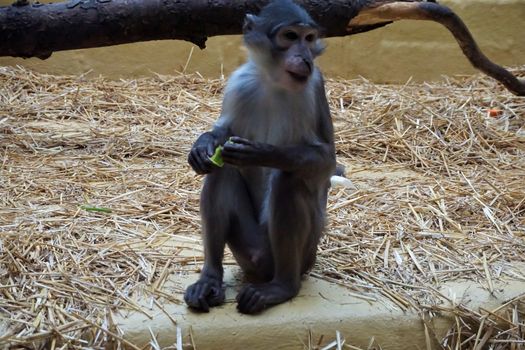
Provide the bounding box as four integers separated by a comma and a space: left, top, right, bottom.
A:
312, 39, 326, 57
243, 14, 258, 33
242, 13, 272, 51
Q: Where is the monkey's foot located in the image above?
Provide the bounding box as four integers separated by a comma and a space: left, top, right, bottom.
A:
184, 278, 225, 312
236, 282, 297, 314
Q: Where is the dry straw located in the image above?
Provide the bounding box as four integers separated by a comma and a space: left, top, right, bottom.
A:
0, 65, 524, 349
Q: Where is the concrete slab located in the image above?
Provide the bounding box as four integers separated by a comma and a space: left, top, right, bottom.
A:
116, 267, 525, 349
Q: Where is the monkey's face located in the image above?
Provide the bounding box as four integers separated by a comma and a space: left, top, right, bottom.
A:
270, 25, 323, 91
243, 11, 325, 92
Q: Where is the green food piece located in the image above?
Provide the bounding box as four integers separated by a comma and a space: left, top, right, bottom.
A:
81, 205, 112, 213
209, 146, 224, 167
209, 138, 237, 168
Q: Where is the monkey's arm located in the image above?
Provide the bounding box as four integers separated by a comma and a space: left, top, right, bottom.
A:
188, 125, 231, 175
222, 137, 335, 178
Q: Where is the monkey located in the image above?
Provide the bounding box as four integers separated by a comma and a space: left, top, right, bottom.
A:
184, 0, 336, 314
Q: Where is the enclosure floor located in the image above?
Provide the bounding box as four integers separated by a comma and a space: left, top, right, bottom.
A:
1, 66, 524, 349
117, 266, 525, 350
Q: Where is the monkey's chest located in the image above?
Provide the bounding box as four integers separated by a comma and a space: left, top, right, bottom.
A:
232, 102, 317, 145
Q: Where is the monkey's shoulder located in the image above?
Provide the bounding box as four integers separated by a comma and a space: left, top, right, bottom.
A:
224, 63, 263, 99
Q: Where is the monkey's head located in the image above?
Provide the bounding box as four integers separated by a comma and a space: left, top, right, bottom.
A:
243, 0, 325, 92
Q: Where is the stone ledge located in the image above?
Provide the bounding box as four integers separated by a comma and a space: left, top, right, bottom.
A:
116, 266, 525, 349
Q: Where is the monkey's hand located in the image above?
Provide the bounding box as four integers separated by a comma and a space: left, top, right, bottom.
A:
188, 132, 221, 174
221, 137, 274, 167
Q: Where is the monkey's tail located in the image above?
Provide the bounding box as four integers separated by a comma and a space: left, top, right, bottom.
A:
335, 162, 346, 177
330, 163, 358, 189
348, 1, 525, 96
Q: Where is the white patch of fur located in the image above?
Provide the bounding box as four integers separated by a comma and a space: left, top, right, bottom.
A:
216, 62, 321, 146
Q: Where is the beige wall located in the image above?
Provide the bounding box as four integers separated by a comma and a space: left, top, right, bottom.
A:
0, 0, 524, 82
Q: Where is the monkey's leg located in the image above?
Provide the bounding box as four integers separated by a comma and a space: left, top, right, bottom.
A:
236, 172, 320, 314
348, 1, 525, 96
184, 166, 271, 311
184, 167, 233, 312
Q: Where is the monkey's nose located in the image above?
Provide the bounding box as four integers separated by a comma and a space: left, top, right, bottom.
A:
286, 56, 312, 82
301, 57, 312, 72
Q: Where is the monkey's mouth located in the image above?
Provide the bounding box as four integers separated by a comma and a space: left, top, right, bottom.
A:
287, 71, 309, 84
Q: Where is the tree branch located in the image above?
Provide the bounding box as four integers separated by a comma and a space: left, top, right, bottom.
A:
1, 0, 523, 95
0, 0, 378, 59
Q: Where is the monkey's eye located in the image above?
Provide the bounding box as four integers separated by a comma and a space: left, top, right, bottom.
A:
284, 31, 299, 41
305, 33, 316, 42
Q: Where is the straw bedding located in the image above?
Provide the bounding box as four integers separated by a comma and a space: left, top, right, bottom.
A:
0, 65, 524, 349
